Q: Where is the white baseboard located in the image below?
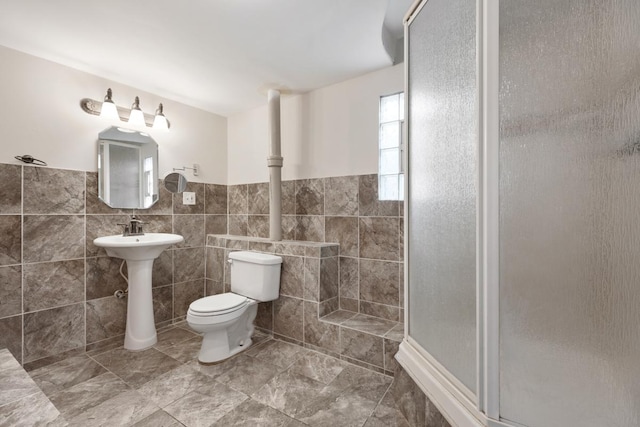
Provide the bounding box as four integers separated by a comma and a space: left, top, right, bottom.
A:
395, 340, 487, 427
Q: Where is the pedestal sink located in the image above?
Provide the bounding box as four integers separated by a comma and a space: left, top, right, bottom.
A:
94, 233, 184, 351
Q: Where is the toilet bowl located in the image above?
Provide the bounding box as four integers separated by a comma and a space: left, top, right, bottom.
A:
187, 251, 282, 364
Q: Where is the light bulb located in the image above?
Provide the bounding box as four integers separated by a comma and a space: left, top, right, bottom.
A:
100, 88, 119, 120
152, 103, 169, 131
128, 96, 146, 127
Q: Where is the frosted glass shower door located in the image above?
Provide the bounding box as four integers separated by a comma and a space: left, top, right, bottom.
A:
499, 1, 640, 426
407, 0, 477, 395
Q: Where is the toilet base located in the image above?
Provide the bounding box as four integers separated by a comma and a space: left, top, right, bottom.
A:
197, 337, 253, 365
188, 301, 258, 364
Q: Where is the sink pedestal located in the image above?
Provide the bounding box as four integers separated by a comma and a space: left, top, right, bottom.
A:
93, 233, 184, 352
124, 259, 157, 351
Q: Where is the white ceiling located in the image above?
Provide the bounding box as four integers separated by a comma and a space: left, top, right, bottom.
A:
0, 0, 410, 116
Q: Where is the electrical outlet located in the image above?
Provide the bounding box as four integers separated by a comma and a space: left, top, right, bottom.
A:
183, 192, 196, 205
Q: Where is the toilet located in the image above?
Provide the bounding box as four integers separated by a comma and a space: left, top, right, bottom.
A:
187, 251, 282, 364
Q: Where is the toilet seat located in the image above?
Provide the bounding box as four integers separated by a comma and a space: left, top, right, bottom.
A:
188, 293, 249, 317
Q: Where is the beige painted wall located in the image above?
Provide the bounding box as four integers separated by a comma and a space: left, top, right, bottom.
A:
0, 45, 228, 184
0, 44, 403, 185
227, 63, 404, 185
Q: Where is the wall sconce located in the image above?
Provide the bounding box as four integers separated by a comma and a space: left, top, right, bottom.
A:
80, 88, 171, 130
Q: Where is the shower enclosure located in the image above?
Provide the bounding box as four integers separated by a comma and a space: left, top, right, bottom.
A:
397, 1, 640, 426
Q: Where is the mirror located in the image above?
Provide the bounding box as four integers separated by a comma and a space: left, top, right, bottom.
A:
164, 171, 188, 193
98, 126, 159, 208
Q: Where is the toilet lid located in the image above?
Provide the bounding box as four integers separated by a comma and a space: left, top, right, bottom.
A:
189, 293, 248, 315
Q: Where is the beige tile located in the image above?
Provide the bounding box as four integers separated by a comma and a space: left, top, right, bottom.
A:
359, 217, 400, 261
228, 184, 248, 215
133, 410, 182, 427
206, 214, 228, 234
172, 182, 204, 214
23, 167, 84, 214
0, 391, 63, 426
86, 296, 127, 344
23, 303, 85, 363
295, 215, 324, 242
280, 255, 304, 298
0, 215, 21, 266
48, 372, 130, 420
0, 362, 41, 406
359, 259, 400, 306
359, 174, 399, 217
173, 214, 204, 248
303, 301, 340, 354
164, 382, 247, 427
287, 351, 346, 385
153, 327, 199, 352
85, 214, 131, 257
0, 164, 21, 214
303, 257, 320, 302
247, 340, 309, 369
173, 247, 205, 283
342, 314, 397, 337
251, 370, 326, 418
273, 297, 303, 342
0, 265, 21, 318
91, 347, 182, 388
324, 176, 359, 216
205, 183, 228, 215
295, 179, 324, 215
248, 183, 270, 215
360, 301, 400, 322
340, 328, 384, 368
319, 256, 339, 301
30, 355, 107, 396
23, 215, 84, 263
215, 354, 281, 395
137, 364, 212, 408
86, 256, 128, 300
229, 214, 248, 236
248, 215, 270, 238
215, 399, 295, 426
325, 216, 358, 257
153, 250, 173, 287
153, 285, 174, 324
173, 279, 204, 318
66, 389, 159, 427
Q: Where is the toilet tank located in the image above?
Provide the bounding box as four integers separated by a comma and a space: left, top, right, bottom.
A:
228, 251, 282, 301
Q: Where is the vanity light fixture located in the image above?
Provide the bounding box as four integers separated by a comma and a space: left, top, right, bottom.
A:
80, 89, 171, 130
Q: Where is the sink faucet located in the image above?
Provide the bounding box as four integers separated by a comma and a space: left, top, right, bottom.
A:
117, 215, 145, 236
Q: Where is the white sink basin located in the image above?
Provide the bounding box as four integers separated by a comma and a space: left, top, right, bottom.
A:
94, 233, 183, 261
93, 232, 183, 351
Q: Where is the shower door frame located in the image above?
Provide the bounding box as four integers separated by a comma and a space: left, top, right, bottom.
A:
395, 0, 505, 426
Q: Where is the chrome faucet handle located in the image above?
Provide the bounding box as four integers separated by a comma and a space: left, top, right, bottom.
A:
116, 223, 131, 236
128, 215, 145, 236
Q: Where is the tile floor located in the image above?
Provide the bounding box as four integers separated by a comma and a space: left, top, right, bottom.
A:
22, 324, 410, 426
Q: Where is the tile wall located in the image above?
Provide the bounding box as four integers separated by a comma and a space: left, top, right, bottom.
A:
0, 163, 405, 370
205, 235, 403, 375
226, 174, 405, 323
0, 163, 228, 366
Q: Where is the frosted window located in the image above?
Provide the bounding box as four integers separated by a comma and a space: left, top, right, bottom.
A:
380, 174, 399, 201
380, 93, 401, 123
499, 1, 640, 426
380, 148, 401, 175
379, 93, 405, 200
380, 122, 401, 149
407, 0, 477, 395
